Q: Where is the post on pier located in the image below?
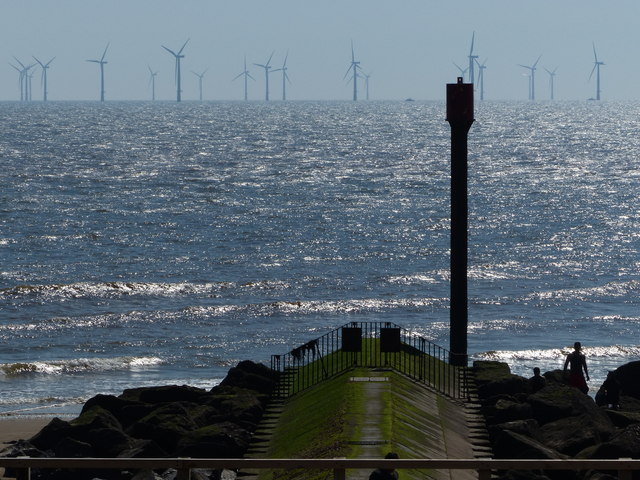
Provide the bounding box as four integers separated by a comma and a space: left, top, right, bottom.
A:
446, 77, 474, 367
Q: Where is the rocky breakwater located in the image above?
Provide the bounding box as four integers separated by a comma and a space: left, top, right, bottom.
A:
1, 360, 279, 480
474, 360, 640, 480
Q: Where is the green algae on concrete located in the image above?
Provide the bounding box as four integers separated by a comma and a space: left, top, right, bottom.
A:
250, 367, 477, 480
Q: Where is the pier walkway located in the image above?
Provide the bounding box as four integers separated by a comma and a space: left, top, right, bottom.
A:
244, 367, 492, 480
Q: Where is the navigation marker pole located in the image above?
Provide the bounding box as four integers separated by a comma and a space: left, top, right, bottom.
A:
446, 77, 474, 367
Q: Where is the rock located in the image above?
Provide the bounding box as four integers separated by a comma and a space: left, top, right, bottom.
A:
538, 414, 615, 456
603, 408, 640, 428
528, 384, 602, 425
587, 423, 640, 459
489, 419, 541, 442
177, 421, 252, 458
484, 399, 533, 425
613, 361, 640, 398
492, 429, 566, 459
122, 385, 209, 404
474, 361, 528, 399
126, 402, 200, 454
81, 394, 149, 428
219, 360, 279, 394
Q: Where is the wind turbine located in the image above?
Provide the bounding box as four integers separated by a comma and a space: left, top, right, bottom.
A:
233, 55, 254, 101
11, 57, 35, 101
33, 56, 55, 102
364, 72, 372, 100
475, 58, 487, 100
254, 51, 274, 101
590, 43, 604, 101
192, 69, 207, 101
453, 62, 469, 81
87, 43, 109, 102
343, 41, 362, 101
545, 67, 558, 101
468, 32, 478, 85
147, 66, 158, 101
162, 39, 189, 102
518, 55, 541, 100
272, 52, 290, 101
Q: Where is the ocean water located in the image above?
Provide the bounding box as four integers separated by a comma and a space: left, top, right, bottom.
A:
1, 100, 639, 417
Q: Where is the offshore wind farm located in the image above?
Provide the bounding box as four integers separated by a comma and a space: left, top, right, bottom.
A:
3, 1, 637, 102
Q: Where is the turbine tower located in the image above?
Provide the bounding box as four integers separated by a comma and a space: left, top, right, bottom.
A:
468, 32, 478, 85
162, 39, 189, 102
233, 56, 254, 101
364, 72, 372, 100
518, 55, 541, 101
590, 43, 604, 101
545, 67, 558, 101
33, 56, 55, 102
343, 41, 361, 101
475, 59, 487, 100
272, 52, 290, 101
148, 66, 158, 101
254, 51, 274, 101
192, 69, 207, 101
87, 43, 109, 102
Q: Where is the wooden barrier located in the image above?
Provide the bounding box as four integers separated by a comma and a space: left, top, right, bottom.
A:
1, 457, 638, 480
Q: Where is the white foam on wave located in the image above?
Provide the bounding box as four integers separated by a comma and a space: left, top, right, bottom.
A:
0, 356, 163, 377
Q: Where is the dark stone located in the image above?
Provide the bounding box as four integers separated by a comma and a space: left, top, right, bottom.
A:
587, 423, 640, 459
538, 414, 616, 456
81, 394, 149, 428
613, 361, 640, 398
117, 439, 168, 458
218, 360, 278, 395
492, 429, 567, 460
126, 402, 200, 453
29, 417, 73, 450
484, 399, 533, 425
177, 421, 252, 458
489, 419, 541, 442
52, 437, 94, 457
603, 408, 640, 428
121, 385, 209, 404
528, 384, 601, 425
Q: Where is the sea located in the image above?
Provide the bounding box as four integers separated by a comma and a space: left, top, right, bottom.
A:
1, 100, 639, 417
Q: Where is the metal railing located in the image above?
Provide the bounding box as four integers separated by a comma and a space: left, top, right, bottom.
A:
1, 457, 639, 480
270, 322, 467, 400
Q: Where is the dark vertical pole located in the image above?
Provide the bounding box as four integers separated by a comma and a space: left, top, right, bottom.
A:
446, 77, 474, 367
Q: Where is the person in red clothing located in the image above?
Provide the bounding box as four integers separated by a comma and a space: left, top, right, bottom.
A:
563, 342, 590, 394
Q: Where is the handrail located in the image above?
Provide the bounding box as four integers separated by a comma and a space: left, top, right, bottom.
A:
270, 321, 467, 400
1, 457, 638, 480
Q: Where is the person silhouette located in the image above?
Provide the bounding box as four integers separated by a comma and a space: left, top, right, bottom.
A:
369, 452, 399, 480
529, 367, 546, 393
563, 342, 589, 394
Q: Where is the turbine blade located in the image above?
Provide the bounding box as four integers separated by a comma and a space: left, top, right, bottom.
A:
33, 56, 44, 67
266, 51, 274, 67
101, 43, 110, 62
13, 56, 26, 68
589, 64, 597, 81
533, 55, 542, 68
162, 45, 178, 56
46, 57, 55, 67
592, 42, 598, 62
283, 51, 289, 68
469, 31, 475, 56
177, 38, 190, 55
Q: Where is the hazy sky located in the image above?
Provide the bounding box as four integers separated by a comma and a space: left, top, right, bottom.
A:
2, 0, 640, 101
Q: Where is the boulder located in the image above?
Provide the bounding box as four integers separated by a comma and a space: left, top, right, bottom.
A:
613, 361, 640, 398
483, 399, 533, 425
538, 414, 616, 456
491, 429, 567, 460
121, 385, 209, 404
489, 419, 541, 442
177, 421, 252, 458
528, 384, 602, 425
603, 408, 640, 428
587, 423, 640, 459
219, 360, 279, 394
473, 361, 528, 399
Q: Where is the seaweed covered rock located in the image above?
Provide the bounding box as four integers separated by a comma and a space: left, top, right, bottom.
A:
0, 360, 277, 480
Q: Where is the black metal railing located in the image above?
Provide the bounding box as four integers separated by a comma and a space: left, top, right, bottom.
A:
270, 322, 467, 400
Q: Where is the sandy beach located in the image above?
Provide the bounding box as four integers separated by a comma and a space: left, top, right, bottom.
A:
0, 416, 51, 446
0, 417, 53, 479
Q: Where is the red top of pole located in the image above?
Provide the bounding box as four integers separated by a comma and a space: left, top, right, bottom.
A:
446, 77, 474, 123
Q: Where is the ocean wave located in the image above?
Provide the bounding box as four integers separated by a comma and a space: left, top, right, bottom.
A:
524, 280, 640, 302
0, 281, 234, 299
0, 356, 163, 377
474, 344, 640, 363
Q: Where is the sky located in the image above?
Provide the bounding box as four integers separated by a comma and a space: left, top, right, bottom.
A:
2, 0, 640, 102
